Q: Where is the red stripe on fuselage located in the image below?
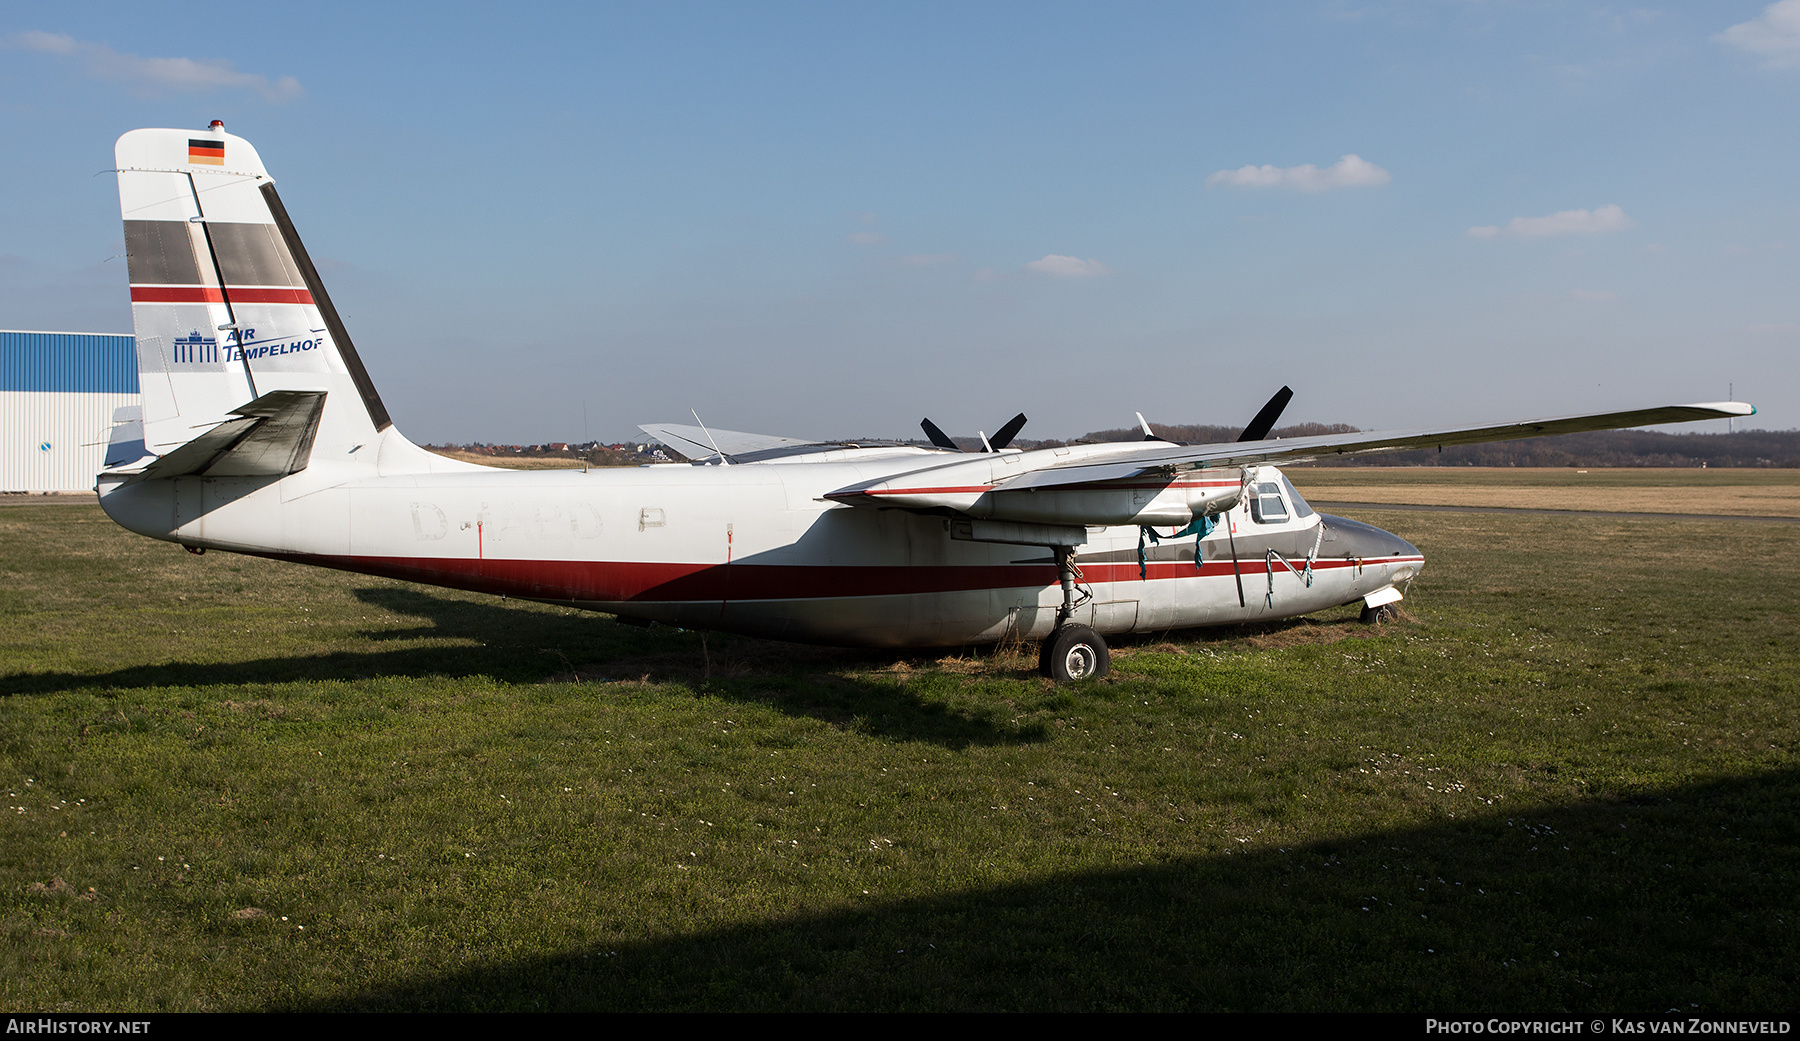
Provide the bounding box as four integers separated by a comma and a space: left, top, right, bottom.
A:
130, 286, 315, 305
249, 552, 1421, 605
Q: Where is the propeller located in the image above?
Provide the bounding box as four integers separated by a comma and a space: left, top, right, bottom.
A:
919, 412, 1028, 452
1236, 386, 1294, 442
920, 417, 959, 451
989, 412, 1028, 451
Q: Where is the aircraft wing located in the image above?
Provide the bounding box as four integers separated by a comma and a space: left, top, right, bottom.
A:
995, 401, 1758, 491
822, 400, 1755, 530
639, 423, 826, 459
639, 422, 919, 462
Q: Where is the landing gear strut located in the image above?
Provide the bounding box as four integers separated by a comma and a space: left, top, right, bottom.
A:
1040, 545, 1110, 681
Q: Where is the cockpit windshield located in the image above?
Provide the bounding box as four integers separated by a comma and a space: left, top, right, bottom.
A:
1279, 472, 1316, 519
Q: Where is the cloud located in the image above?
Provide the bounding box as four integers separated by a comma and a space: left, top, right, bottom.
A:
4, 31, 302, 101
846, 231, 888, 246
1205, 154, 1391, 192
1570, 288, 1620, 302
1467, 204, 1635, 239
1717, 1, 1800, 66
1748, 322, 1800, 334
1024, 254, 1110, 278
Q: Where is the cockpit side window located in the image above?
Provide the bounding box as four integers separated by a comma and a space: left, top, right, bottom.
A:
1249, 481, 1289, 524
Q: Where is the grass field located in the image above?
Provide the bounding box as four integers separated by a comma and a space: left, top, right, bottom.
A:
2, 477, 1796, 1011
426, 450, 604, 470
1287, 466, 1800, 517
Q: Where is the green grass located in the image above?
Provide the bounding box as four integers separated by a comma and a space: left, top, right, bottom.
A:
1, 500, 1796, 1011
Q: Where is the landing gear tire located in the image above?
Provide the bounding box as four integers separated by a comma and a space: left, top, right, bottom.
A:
1359, 602, 1398, 625
1040, 624, 1109, 682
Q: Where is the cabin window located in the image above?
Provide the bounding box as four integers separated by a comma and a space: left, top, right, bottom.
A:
1249, 482, 1289, 524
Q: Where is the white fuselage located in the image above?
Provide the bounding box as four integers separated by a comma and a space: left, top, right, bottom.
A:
97, 446, 1422, 647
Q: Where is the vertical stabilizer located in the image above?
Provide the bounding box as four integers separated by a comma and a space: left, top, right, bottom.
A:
114, 126, 443, 475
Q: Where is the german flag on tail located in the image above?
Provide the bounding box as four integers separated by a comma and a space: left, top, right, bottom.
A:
187, 139, 225, 166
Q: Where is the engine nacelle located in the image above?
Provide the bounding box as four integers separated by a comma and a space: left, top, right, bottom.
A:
972, 471, 1243, 526
832, 464, 1244, 528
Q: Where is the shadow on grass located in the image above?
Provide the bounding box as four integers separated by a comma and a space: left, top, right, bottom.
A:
0, 586, 1045, 748
294, 766, 1800, 1012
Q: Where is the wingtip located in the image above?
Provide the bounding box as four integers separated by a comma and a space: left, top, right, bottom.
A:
1683, 401, 1757, 417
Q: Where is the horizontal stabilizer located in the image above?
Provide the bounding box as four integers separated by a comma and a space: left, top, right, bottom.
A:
130, 389, 326, 482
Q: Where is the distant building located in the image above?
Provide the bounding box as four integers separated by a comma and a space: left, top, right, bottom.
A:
1, 330, 138, 494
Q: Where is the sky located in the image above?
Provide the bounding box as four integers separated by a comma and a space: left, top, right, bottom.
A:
2, 1, 1797, 444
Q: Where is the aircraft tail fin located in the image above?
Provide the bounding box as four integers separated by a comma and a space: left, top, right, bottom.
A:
112, 126, 464, 477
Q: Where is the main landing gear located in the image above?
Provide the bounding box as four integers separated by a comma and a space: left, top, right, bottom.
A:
1040, 623, 1109, 682
1039, 545, 1110, 682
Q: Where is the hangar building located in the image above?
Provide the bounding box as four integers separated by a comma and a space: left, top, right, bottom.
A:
1, 330, 139, 494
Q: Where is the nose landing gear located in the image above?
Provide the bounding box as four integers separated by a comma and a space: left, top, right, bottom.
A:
1359, 602, 1399, 625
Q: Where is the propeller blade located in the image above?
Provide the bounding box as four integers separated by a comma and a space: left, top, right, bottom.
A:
989, 412, 1028, 451
920, 417, 960, 451
1237, 386, 1294, 442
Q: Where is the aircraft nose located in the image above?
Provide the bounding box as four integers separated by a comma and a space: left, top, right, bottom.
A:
1320, 514, 1423, 565
1378, 526, 1421, 560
